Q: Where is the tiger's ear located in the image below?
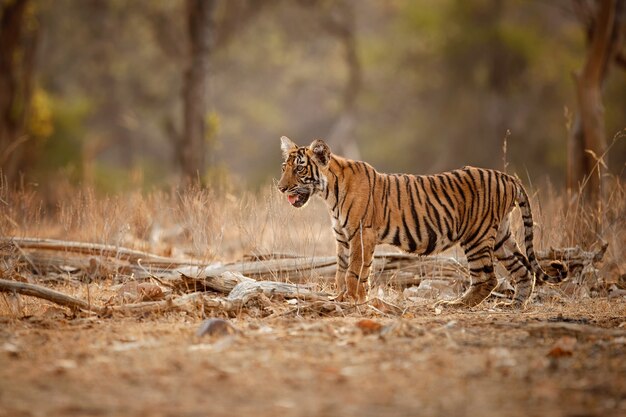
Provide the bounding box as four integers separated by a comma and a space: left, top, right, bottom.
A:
280, 136, 297, 159
310, 139, 331, 166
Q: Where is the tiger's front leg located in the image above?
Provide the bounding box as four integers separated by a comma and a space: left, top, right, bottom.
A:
345, 227, 376, 303
333, 236, 349, 301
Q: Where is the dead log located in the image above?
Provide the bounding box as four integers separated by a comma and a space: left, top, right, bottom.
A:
226, 280, 330, 302
2, 237, 202, 267
176, 256, 337, 281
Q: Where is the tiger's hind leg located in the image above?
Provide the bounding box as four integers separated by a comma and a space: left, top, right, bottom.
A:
493, 219, 535, 308
439, 233, 498, 308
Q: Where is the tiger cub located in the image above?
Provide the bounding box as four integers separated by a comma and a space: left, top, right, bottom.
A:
277, 136, 566, 307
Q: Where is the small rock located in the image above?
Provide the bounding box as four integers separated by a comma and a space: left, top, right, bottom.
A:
404, 279, 458, 300
2, 342, 20, 357
196, 318, 240, 338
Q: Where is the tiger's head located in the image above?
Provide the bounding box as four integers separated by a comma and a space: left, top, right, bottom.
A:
277, 136, 331, 208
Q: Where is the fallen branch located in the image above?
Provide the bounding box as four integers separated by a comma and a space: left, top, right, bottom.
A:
2, 237, 203, 267
0, 278, 104, 314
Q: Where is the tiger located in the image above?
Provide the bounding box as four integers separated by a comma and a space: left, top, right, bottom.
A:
277, 136, 567, 308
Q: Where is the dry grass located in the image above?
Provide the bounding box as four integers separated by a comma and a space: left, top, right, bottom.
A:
0, 181, 336, 262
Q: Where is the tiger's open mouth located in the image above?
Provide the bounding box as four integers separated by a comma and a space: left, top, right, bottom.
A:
286, 190, 310, 208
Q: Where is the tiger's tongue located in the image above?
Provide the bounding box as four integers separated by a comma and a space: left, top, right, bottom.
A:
287, 194, 299, 205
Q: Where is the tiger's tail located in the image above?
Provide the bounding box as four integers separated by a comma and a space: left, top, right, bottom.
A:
516, 181, 568, 284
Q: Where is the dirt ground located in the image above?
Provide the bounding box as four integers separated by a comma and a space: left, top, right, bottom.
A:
1, 295, 625, 417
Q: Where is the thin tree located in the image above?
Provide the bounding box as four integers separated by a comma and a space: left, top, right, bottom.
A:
319, 0, 362, 160
568, 0, 625, 211
0, 0, 39, 184
297, 0, 362, 159
179, 0, 217, 183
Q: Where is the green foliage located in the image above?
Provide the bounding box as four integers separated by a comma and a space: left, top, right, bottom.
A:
35, 94, 93, 183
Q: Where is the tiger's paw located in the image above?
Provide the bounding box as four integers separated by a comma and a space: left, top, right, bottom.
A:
343, 289, 367, 304
330, 290, 347, 302
345, 279, 368, 304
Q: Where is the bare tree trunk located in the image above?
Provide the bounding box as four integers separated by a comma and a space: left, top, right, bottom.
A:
0, 0, 38, 184
179, 0, 216, 183
321, 1, 362, 160
568, 0, 624, 215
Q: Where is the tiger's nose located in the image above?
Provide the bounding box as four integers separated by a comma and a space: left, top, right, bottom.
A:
278, 184, 288, 193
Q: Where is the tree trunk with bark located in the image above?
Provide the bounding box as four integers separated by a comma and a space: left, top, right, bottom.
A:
179, 0, 216, 183
568, 0, 625, 213
320, 0, 362, 160
0, 0, 38, 184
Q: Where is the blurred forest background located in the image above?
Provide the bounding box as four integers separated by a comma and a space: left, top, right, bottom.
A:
1, 0, 625, 196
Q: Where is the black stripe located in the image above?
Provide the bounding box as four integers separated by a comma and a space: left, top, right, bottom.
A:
423, 221, 437, 255
392, 228, 401, 247
478, 169, 489, 219
380, 216, 392, 241
362, 166, 373, 226
463, 219, 493, 252
414, 176, 425, 205
402, 213, 417, 252
424, 191, 442, 232
469, 265, 494, 275
428, 177, 452, 224
467, 252, 491, 264
336, 239, 349, 248
382, 175, 390, 214
407, 177, 423, 241
509, 263, 526, 275
439, 174, 456, 209
342, 200, 355, 228
331, 171, 340, 212
493, 232, 510, 252
457, 174, 476, 238
395, 175, 402, 209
